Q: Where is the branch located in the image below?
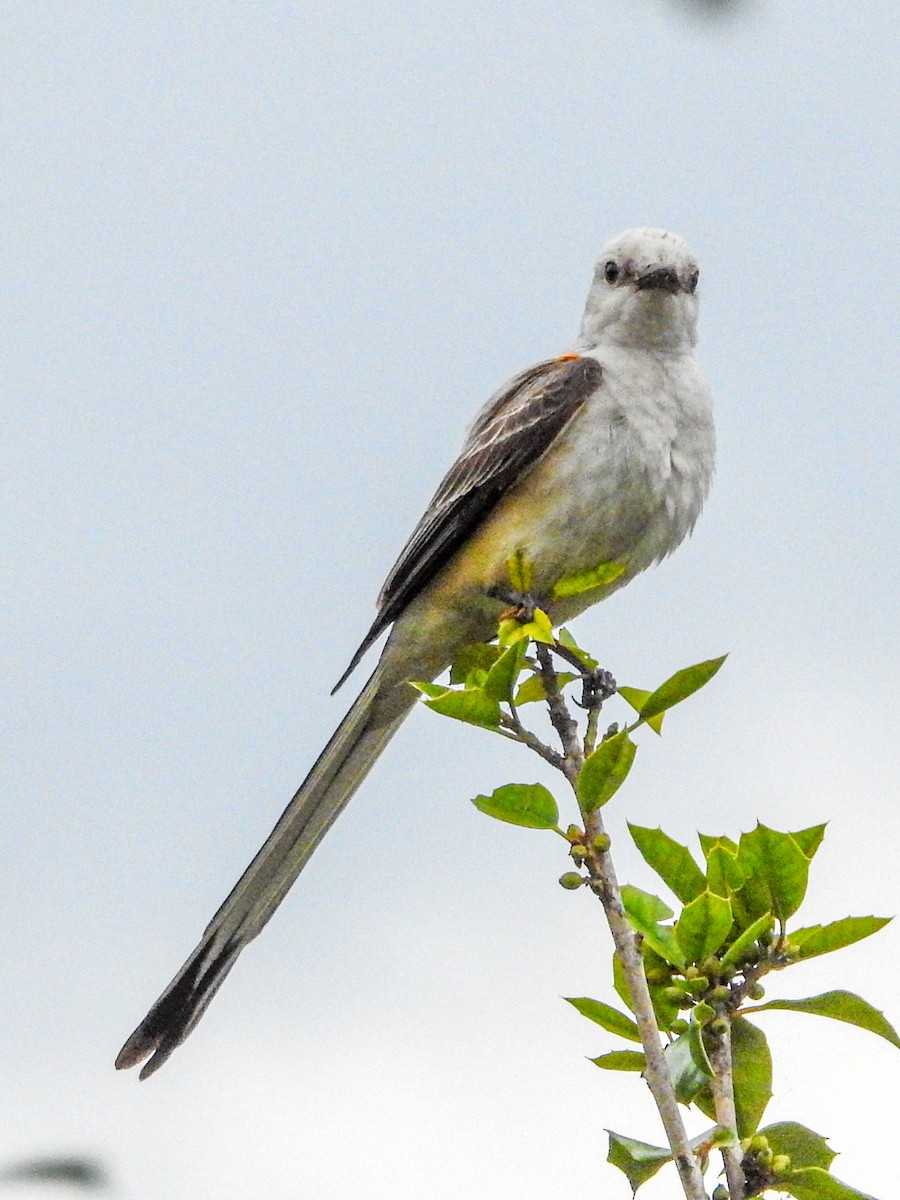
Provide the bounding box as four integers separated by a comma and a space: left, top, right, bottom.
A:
582, 810, 710, 1200
706, 1022, 745, 1200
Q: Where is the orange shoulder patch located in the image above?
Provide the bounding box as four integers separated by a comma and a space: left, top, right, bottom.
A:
554, 353, 581, 362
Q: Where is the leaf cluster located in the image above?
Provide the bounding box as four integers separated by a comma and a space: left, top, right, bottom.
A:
417, 599, 895, 1199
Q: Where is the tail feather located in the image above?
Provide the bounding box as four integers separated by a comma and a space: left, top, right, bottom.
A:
116, 666, 413, 1079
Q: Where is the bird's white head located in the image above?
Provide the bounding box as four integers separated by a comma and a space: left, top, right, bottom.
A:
576, 227, 701, 354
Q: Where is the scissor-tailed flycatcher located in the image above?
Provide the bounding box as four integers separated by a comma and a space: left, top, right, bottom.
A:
117, 227, 715, 1078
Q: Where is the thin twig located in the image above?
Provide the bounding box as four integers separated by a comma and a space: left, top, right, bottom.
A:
707, 1023, 746, 1200
534, 643, 583, 782
582, 809, 710, 1200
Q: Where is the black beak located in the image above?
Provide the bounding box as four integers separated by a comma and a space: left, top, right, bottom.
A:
635, 265, 682, 294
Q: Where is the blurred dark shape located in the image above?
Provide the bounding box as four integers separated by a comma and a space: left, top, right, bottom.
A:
670, 0, 756, 19
0, 1157, 107, 1189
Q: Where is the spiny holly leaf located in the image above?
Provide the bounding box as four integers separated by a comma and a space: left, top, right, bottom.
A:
736, 824, 811, 922
557, 626, 598, 670
782, 1168, 878, 1200
706, 843, 747, 899
760, 1122, 837, 1171
699, 832, 739, 858
606, 1131, 672, 1193
789, 916, 892, 961
424, 686, 502, 729
576, 730, 637, 813
618, 687, 665, 735
748, 990, 900, 1049
483, 640, 527, 701
591, 1051, 646, 1071
675, 889, 734, 964
471, 783, 559, 830
633, 655, 727, 721
791, 823, 827, 860
552, 559, 625, 599
628, 825, 706, 904
449, 643, 502, 685
665, 1025, 713, 1104
720, 913, 774, 968
696, 1018, 772, 1137
621, 886, 684, 967
565, 996, 641, 1042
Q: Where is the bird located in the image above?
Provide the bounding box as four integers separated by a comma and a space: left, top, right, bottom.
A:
116, 226, 716, 1078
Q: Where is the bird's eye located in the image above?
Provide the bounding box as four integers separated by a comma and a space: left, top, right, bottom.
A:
604, 260, 620, 284
687, 268, 699, 293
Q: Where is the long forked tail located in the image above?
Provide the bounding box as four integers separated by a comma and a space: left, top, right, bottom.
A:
116, 666, 413, 1079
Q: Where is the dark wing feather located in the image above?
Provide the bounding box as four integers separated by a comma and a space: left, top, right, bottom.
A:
332, 354, 602, 690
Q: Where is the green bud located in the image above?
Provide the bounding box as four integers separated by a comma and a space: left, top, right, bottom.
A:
570, 844, 587, 864
662, 986, 690, 1007
771, 1154, 791, 1176
748, 1134, 769, 1154
670, 1019, 689, 1036
701, 956, 722, 978
592, 832, 611, 853
709, 1016, 729, 1035
748, 982, 765, 1000
684, 965, 699, 979
565, 824, 583, 842
709, 985, 730, 1004
692, 1002, 714, 1025
559, 872, 585, 890
686, 975, 710, 996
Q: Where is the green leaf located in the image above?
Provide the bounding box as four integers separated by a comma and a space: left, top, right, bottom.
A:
628, 825, 706, 904
621, 886, 685, 968
665, 1026, 713, 1104
697, 1018, 772, 1136
791, 823, 827, 860
410, 680, 451, 699
699, 832, 739, 858
736, 824, 811, 922
606, 1131, 671, 1192
618, 686, 665, 734
720, 913, 774, 968
565, 996, 641, 1042
591, 1051, 646, 1071
748, 990, 900, 1049
705, 843, 747, 899
731, 1018, 773, 1135
635, 655, 727, 721
483, 640, 527, 701
789, 916, 892, 961
557, 626, 598, 670
471, 783, 559, 830
425, 686, 502, 729
505, 548, 534, 593
552, 559, 626, 599
513, 671, 577, 705
675, 890, 734, 964
448, 643, 502, 685
782, 1168, 878, 1200
576, 730, 637, 813
760, 1122, 836, 1171
497, 606, 555, 648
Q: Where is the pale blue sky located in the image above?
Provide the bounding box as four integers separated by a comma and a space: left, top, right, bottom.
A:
2, 4, 898, 1198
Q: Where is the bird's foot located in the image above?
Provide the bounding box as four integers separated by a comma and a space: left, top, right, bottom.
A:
487, 584, 540, 625
578, 667, 617, 709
